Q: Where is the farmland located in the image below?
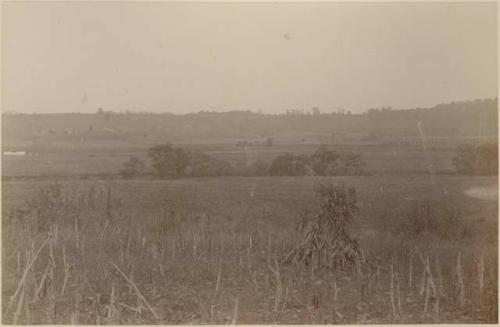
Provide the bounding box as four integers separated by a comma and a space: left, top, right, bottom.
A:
1, 105, 498, 324
2, 175, 498, 323
2, 100, 497, 178
1, 141, 463, 178
2, 1, 498, 323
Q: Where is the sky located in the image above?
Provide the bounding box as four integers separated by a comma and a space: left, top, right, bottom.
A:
1, 2, 497, 114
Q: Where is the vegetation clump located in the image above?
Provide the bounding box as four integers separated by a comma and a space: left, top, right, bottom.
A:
269, 145, 365, 176
452, 144, 498, 175
148, 143, 233, 178
269, 153, 310, 176
284, 184, 364, 271
145, 143, 364, 178
120, 156, 146, 179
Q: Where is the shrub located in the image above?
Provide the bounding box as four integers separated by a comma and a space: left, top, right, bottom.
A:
148, 143, 190, 178
269, 153, 310, 176
185, 151, 234, 176
120, 156, 146, 179
148, 143, 234, 178
453, 144, 498, 175
310, 145, 339, 175
269, 145, 365, 176
247, 160, 269, 176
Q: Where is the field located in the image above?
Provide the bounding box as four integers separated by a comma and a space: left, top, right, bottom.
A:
2, 2, 498, 323
1, 139, 463, 178
2, 174, 498, 324
2, 108, 498, 324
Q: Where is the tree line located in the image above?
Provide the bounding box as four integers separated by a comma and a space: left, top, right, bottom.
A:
121, 141, 498, 179
4, 98, 497, 144
120, 143, 366, 179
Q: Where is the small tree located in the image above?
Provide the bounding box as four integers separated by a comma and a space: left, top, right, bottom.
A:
120, 156, 146, 179
148, 143, 189, 178
284, 184, 363, 271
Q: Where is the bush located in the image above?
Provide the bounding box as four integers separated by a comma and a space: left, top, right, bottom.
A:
453, 144, 498, 175
310, 145, 339, 175
148, 143, 190, 178
269, 153, 310, 176
246, 160, 269, 176
148, 143, 234, 178
120, 156, 146, 179
269, 145, 365, 176
184, 151, 234, 176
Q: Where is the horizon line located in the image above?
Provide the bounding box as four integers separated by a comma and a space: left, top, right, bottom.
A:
2, 96, 498, 116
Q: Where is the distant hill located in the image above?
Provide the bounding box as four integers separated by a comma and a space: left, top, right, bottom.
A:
2, 98, 497, 145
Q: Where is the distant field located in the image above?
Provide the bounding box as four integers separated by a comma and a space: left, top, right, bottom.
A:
1, 140, 460, 177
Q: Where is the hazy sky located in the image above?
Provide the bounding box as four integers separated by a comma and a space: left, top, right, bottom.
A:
2, 2, 497, 114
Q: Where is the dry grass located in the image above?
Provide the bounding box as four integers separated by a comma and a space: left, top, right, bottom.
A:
2, 177, 497, 324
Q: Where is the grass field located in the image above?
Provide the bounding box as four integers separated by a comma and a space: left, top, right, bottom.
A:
2, 175, 498, 324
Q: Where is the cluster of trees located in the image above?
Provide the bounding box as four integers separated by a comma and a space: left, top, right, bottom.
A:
121, 143, 238, 179
120, 143, 365, 179
116, 141, 500, 179
269, 145, 365, 176
120, 144, 245, 179
452, 144, 498, 175
147, 144, 232, 178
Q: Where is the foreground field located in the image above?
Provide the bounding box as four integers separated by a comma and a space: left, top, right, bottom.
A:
2, 175, 498, 324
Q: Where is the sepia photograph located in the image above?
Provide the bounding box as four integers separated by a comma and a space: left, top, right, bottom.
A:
1, 1, 498, 324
